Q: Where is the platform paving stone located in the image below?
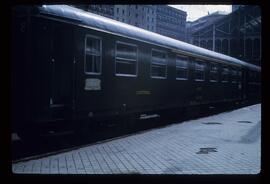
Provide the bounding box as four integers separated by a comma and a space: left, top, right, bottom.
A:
12, 104, 261, 174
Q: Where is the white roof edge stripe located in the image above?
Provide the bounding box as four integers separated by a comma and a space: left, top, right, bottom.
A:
38, 5, 260, 71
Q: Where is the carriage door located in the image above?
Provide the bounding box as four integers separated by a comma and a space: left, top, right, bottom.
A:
50, 22, 75, 119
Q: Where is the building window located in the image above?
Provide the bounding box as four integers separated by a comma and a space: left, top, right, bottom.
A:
209, 63, 219, 82
176, 55, 188, 80
84, 35, 102, 74
122, 9, 124, 14
221, 66, 229, 82
117, 8, 119, 13
151, 49, 167, 78
115, 41, 137, 76
194, 60, 205, 81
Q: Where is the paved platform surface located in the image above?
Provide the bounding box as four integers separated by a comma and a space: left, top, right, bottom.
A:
12, 104, 261, 174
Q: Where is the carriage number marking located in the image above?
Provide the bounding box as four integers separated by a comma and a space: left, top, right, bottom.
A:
85, 78, 101, 90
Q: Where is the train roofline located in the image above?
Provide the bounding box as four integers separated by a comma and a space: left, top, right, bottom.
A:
32, 5, 260, 72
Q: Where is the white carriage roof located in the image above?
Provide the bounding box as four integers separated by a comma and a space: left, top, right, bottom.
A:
37, 5, 260, 71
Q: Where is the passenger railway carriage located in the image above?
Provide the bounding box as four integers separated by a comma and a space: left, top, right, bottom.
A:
11, 5, 261, 140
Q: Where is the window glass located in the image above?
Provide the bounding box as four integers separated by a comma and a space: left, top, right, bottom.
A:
115, 42, 137, 76
85, 35, 102, 74
151, 49, 167, 78
194, 60, 205, 81
238, 70, 242, 83
249, 71, 260, 83
231, 69, 237, 83
221, 66, 229, 82
209, 63, 219, 82
176, 55, 188, 80
250, 71, 256, 81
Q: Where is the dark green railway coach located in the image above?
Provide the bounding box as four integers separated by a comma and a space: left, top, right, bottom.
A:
11, 5, 261, 140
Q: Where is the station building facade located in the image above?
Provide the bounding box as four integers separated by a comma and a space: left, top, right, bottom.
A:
75, 5, 187, 42
188, 5, 261, 66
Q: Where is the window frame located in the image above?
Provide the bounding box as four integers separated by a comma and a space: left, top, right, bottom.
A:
237, 70, 242, 84
175, 55, 189, 80
84, 34, 102, 75
209, 62, 219, 82
115, 41, 138, 77
231, 68, 238, 83
150, 48, 168, 79
194, 59, 205, 82
221, 65, 230, 83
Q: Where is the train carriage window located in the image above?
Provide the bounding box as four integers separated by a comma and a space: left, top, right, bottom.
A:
231, 69, 237, 83
254, 72, 258, 82
221, 66, 229, 82
237, 70, 242, 83
249, 71, 259, 83
257, 72, 261, 82
176, 55, 188, 80
248, 71, 253, 83
84, 35, 102, 74
194, 60, 205, 81
209, 63, 219, 82
115, 41, 137, 76
250, 71, 256, 82
151, 49, 167, 79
